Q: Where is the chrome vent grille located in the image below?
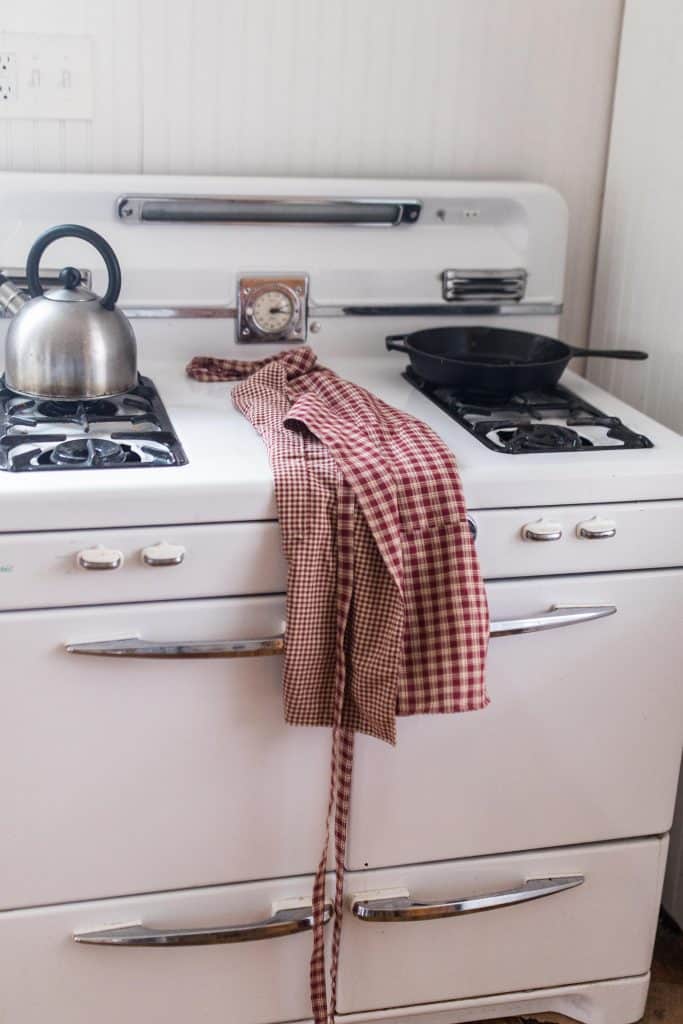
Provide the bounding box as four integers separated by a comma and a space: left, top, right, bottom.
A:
442, 268, 527, 303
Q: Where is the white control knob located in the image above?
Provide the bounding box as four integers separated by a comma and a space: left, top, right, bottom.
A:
576, 516, 616, 540
141, 542, 186, 567
521, 519, 563, 542
77, 545, 124, 571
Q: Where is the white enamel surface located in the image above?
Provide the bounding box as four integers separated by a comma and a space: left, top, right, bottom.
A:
0, 171, 680, 1023
0, 864, 651, 1024
347, 569, 683, 870
338, 837, 667, 1014
0, 172, 680, 530
2, 329, 683, 532
4, 501, 683, 614
0, 595, 332, 910
0, 522, 285, 610
337, 975, 650, 1024
0, 872, 323, 1024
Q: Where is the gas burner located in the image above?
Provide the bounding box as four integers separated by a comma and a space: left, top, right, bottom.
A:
402, 368, 654, 453
0, 375, 188, 472
50, 438, 126, 467
38, 398, 120, 419
499, 424, 586, 453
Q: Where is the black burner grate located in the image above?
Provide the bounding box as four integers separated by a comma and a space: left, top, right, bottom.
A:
0, 375, 188, 472
403, 368, 654, 453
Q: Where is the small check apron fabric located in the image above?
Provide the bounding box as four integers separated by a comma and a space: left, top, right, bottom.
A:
186, 347, 490, 1023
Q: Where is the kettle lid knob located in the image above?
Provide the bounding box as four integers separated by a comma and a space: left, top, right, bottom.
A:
59, 266, 83, 290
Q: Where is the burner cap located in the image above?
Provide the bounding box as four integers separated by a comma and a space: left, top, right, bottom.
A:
51, 438, 127, 467
505, 424, 585, 452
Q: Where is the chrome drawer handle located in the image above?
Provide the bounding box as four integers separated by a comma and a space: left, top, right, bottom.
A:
352, 876, 584, 923
65, 635, 285, 658
489, 605, 615, 637
65, 607, 614, 657
74, 899, 332, 947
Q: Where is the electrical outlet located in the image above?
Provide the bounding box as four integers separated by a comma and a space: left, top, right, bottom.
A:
0, 34, 92, 119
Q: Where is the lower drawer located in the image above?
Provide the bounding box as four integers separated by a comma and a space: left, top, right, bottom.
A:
0, 838, 666, 1024
0, 873, 324, 1024
338, 836, 667, 1014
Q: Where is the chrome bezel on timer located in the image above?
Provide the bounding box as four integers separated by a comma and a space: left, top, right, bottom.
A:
237, 275, 309, 343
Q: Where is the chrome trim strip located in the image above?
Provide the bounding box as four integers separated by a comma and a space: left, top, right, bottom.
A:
120, 305, 237, 319
311, 302, 562, 317
65, 635, 285, 658
74, 901, 332, 947
0, 266, 92, 291
489, 605, 616, 638
117, 194, 422, 226
116, 301, 562, 320
352, 876, 584, 923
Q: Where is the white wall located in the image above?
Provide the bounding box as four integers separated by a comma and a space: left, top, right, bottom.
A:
0, 0, 624, 346
589, 0, 683, 433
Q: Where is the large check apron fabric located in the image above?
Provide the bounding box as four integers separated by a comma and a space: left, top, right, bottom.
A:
186, 347, 490, 1023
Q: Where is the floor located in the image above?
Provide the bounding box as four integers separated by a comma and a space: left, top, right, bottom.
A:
645, 915, 683, 1024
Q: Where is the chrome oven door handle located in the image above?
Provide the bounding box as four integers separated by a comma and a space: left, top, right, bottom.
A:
64, 606, 614, 656
74, 900, 332, 947
489, 604, 616, 637
352, 876, 584, 923
65, 635, 285, 658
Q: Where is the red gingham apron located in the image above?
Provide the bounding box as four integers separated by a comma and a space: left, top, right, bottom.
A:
186, 348, 490, 1023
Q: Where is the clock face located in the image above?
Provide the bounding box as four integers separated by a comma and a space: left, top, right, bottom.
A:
249, 287, 296, 335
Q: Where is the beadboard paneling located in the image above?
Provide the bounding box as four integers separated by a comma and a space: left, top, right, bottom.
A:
0, 0, 624, 345
589, 0, 683, 433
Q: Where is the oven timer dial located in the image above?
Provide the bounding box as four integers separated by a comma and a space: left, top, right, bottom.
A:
249, 287, 296, 335
238, 275, 308, 343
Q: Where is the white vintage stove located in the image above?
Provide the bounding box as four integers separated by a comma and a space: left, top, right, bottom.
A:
0, 173, 681, 1024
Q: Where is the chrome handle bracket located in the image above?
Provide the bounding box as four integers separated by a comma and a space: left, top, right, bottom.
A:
74, 899, 332, 947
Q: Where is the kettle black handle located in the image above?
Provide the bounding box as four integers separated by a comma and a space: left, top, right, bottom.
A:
26, 224, 122, 310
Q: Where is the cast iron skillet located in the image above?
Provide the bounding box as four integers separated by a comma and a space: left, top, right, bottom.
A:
386, 326, 648, 397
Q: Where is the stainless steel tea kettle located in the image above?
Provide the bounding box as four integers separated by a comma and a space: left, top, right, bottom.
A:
0, 224, 137, 400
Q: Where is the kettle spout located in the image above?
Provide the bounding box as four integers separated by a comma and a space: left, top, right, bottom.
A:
0, 274, 29, 316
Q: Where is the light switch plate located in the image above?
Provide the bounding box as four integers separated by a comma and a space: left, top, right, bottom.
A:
0, 33, 93, 120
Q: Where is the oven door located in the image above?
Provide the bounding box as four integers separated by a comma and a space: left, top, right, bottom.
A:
0, 595, 330, 910
346, 568, 683, 870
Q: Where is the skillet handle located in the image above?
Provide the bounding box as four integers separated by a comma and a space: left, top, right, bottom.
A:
386, 335, 409, 353
573, 348, 648, 361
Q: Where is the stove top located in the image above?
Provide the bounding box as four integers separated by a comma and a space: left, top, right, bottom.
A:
0, 375, 188, 471
403, 368, 654, 453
